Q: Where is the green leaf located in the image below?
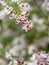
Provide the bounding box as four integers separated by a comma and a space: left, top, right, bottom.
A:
1, 36, 13, 47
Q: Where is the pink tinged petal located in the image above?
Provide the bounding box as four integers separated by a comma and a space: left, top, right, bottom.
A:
21, 14, 24, 16
23, 19, 28, 24
16, 58, 20, 63
40, 64, 43, 65
16, 18, 22, 24
39, 62, 45, 65
22, 23, 30, 31
0, 0, 3, 1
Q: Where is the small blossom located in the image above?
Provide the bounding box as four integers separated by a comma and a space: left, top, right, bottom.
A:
9, 11, 16, 19
4, 6, 13, 14
22, 21, 33, 31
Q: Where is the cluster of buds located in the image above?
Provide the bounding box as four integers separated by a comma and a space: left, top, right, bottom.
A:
28, 51, 49, 65
42, 0, 49, 11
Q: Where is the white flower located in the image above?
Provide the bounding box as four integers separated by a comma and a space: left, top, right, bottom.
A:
40, 51, 47, 59
32, 15, 44, 24
31, 53, 38, 62
22, 21, 33, 31
29, 51, 49, 65
0, 0, 7, 6
32, 15, 46, 32
0, 58, 6, 65
19, 3, 31, 12
6, 36, 26, 57
0, 10, 6, 19
4, 6, 13, 14
42, 0, 49, 11
28, 44, 37, 55
9, 11, 16, 19
5, 52, 12, 59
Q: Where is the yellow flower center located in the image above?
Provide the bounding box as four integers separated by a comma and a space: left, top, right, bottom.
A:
15, 12, 20, 18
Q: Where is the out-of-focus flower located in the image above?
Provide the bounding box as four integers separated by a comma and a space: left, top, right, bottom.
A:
28, 51, 49, 65
0, 0, 7, 6
5, 36, 26, 57
0, 11, 5, 19
5, 52, 12, 60
0, 58, 7, 65
39, 62, 45, 65
32, 15, 46, 32
42, 0, 49, 11
13, 59, 18, 65
32, 15, 44, 24
28, 44, 38, 55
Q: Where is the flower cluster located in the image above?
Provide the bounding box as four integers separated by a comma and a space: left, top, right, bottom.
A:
0, 0, 13, 19
0, 0, 33, 31
9, 2, 33, 31
8, 51, 49, 65
8, 58, 27, 65
5, 36, 26, 60
27, 51, 49, 65
42, 0, 49, 11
